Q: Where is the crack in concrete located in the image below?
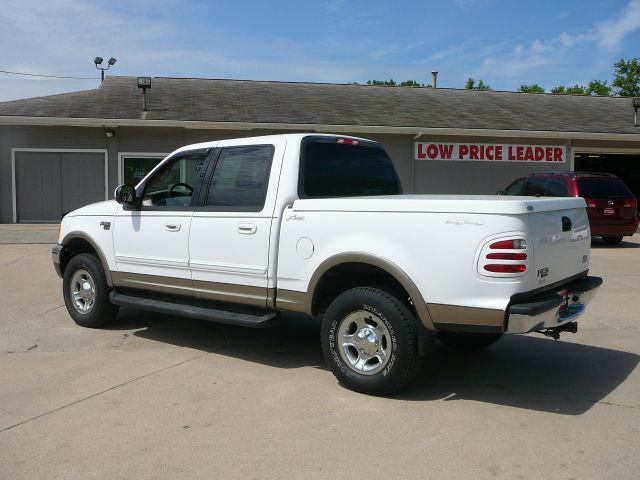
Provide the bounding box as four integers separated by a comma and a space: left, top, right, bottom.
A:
36, 305, 64, 317
3, 255, 28, 267
0, 349, 224, 434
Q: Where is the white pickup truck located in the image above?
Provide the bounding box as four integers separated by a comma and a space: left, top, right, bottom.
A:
53, 133, 602, 395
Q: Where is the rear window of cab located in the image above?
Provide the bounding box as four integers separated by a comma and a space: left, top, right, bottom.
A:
299, 137, 402, 198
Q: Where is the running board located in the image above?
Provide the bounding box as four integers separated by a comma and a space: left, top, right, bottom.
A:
109, 291, 278, 328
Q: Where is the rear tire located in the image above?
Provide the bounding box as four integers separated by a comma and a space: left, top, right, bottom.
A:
63, 253, 119, 328
603, 236, 623, 245
437, 332, 503, 351
321, 287, 422, 396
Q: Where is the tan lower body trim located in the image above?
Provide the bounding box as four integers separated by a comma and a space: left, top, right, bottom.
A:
111, 271, 268, 308
193, 280, 267, 308
275, 289, 308, 313
111, 271, 193, 297
427, 303, 504, 327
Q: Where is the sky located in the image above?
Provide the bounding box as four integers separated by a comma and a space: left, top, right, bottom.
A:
1, 0, 639, 101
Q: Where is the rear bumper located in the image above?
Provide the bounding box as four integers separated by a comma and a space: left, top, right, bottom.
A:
506, 276, 603, 334
52, 244, 64, 278
590, 218, 639, 237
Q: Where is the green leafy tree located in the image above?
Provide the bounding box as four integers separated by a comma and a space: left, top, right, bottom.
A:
565, 85, 587, 95
518, 84, 545, 93
586, 79, 612, 96
399, 80, 426, 87
612, 58, 640, 96
551, 84, 586, 95
465, 78, 492, 90
367, 79, 397, 86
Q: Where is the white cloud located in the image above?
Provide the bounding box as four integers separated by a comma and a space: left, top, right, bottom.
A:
468, 0, 640, 88
595, 0, 640, 49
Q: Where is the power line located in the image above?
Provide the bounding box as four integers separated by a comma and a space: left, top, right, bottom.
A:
0, 70, 98, 80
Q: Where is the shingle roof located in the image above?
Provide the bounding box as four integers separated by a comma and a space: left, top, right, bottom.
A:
0, 75, 639, 135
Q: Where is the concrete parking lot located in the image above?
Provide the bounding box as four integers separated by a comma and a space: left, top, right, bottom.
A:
1, 228, 639, 480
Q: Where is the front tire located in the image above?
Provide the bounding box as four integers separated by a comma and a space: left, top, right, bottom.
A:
63, 253, 119, 328
321, 287, 422, 395
437, 332, 503, 351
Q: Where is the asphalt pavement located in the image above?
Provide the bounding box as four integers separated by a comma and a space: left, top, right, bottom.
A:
0, 228, 639, 479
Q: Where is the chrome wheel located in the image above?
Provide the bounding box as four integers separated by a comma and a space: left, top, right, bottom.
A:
337, 310, 392, 376
70, 269, 96, 314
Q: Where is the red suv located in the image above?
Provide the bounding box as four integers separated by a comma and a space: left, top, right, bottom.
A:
501, 172, 639, 245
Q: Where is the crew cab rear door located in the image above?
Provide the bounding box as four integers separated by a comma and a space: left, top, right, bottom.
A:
188, 138, 286, 308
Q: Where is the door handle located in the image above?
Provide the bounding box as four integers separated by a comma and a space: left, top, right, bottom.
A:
237, 223, 257, 235
165, 222, 181, 232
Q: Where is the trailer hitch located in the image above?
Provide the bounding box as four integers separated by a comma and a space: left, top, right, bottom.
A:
538, 321, 578, 340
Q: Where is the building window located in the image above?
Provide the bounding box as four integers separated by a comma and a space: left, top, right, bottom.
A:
121, 154, 166, 185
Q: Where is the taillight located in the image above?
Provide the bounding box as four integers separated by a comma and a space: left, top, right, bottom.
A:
490, 239, 527, 249
484, 264, 527, 273
336, 138, 359, 145
623, 199, 637, 208
584, 198, 597, 208
479, 236, 528, 277
486, 252, 527, 260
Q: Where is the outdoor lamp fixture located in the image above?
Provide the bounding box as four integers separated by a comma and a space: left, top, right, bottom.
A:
137, 77, 152, 112
633, 97, 640, 127
105, 129, 116, 138
94, 56, 117, 82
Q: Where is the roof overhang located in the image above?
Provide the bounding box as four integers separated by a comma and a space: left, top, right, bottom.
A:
1, 115, 639, 142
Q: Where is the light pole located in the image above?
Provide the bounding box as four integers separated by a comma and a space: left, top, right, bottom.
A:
94, 57, 117, 82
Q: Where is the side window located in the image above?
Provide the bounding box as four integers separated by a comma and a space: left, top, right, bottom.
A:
503, 178, 526, 195
205, 145, 274, 211
523, 177, 547, 196
141, 151, 209, 208
546, 178, 569, 197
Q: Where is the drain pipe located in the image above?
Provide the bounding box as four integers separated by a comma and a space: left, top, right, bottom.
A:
411, 130, 425, 193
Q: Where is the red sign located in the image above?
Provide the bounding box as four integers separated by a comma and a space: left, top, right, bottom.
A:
415, 142, 566, 163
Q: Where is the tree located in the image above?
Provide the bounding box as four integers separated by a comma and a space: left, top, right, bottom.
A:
566, 85, 588, 95
551, 84, 587, 95
465, 78, 492, 90
612, 58, 640, 97
399, 80, 427, 87
586, 79, 612, 96
518, 84, 545, 93
367, 79, 397, 86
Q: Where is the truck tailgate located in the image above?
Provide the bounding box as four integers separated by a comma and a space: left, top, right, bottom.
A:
528, 205, 591, 289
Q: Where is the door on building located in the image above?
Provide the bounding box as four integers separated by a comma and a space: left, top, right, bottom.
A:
14, 151, 106, 223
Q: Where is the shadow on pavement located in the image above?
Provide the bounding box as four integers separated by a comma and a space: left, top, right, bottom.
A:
591, 237, 640, 248
400, 335, 639, 415
111, 307, 638, 416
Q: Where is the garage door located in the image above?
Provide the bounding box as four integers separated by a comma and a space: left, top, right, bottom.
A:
15, 151, 106, 223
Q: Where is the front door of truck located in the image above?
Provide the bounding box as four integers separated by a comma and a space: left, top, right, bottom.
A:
113, 149, 211, 295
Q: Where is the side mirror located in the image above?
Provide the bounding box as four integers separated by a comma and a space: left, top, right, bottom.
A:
115, 184, 138, 205
496, 190, 504, 195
